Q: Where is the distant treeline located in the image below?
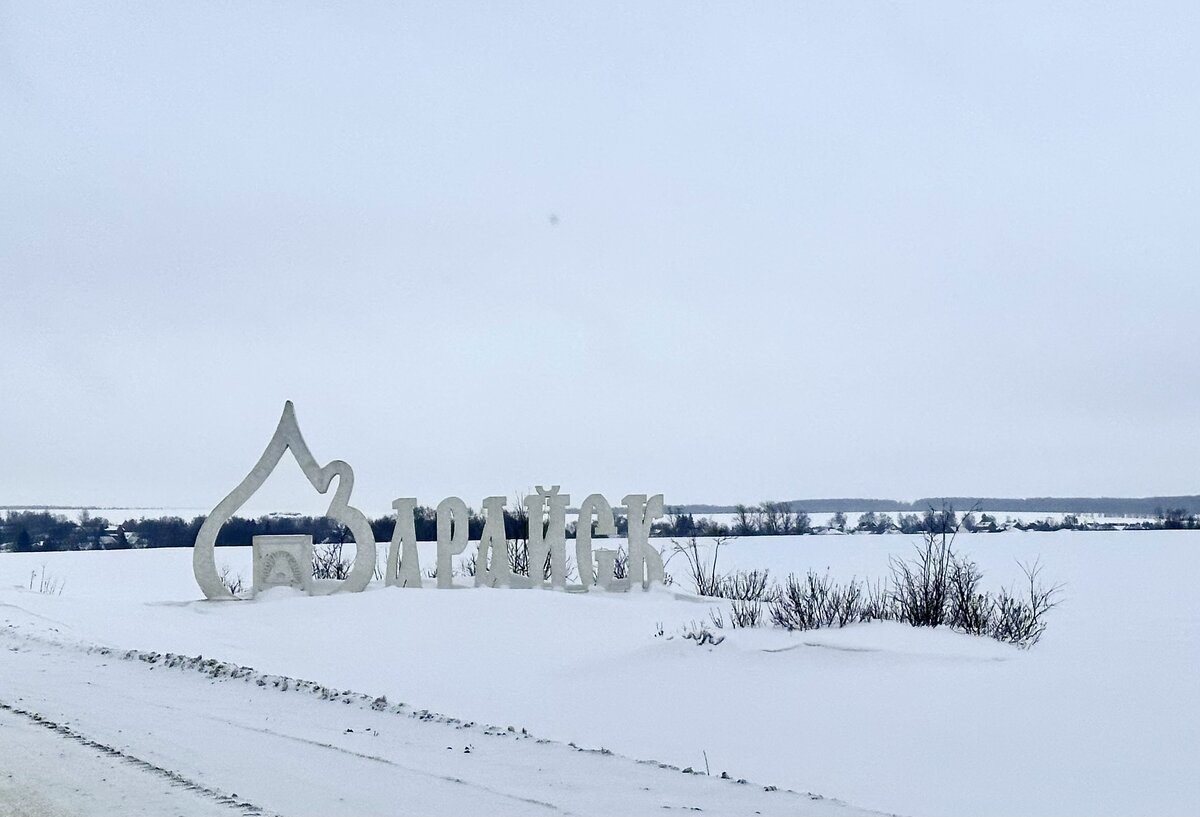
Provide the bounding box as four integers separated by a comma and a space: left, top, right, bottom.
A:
0, 506, 632, 552
679, 495, 1200, 517
669, 503, 1198, 538
2, 500, 1198, 553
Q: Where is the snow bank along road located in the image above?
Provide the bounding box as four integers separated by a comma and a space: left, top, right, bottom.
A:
0, 626, 874, 817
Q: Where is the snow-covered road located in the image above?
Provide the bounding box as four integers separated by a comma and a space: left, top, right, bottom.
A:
0, 629, 872, 816
0, 703, 250, 817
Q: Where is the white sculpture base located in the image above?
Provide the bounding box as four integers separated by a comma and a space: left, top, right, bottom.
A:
253, 534, 313, 595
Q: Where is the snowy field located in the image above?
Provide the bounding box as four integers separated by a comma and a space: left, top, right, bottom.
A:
1, 531, 1198, 816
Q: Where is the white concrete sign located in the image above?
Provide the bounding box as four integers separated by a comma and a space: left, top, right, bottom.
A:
193, 403, 664, 600
252, 534, 313, 594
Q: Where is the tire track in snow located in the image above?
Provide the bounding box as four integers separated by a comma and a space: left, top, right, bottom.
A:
0, 699, 271, 816
214, 718, 564, 814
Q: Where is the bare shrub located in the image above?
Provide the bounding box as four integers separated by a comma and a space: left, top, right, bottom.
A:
652, 514, 1062, 648
862, 578, 897, 621
611, 546, 628, 580
948, 555, 993, 635
887, 517, 1062, 647
681, 620, 725, 646
737, 510, 1062, 648
503, 540, 578, 582
831, 577, 866, 626
729, 598, 763, 628
718, 569, 775, 602
769, 572, 874, 631
666, 535, 728, 596
534, 550, 578, 582
714, 568, 775, 628
988, 559, 1063, 647
585, 546, 630, 585
771, 572, 824, 630
890, 531, 953, 627
312, 542, 351, 580
218, 565, 244, 596
507, 539, 529, 577
663, 537, 777, 628
422, 552, 482, 581
29, 566, 64, 596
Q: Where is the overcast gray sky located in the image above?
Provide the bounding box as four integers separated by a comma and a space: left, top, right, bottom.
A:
2, 2, 1198, 514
